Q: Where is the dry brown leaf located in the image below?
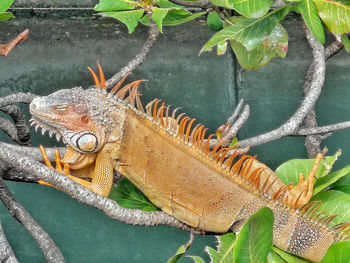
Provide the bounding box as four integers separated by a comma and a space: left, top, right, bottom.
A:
0, 29, 29, 56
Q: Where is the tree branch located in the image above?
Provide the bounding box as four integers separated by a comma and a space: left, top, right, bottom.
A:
223, 104, 250, 142
325, 40, 343, 59
0, 142, 196, 233
0, 105, 31, 146
0, 222, 19, 263
105, 11, 160, 90
0, 176, 65, 263
0, 93, 36, 108
0, 144, 65, 162
227, 98, 245, 124
0, 118, 21, 144
238, 27, 325, 148
209, 99, 250, 149
302, 37, 343, 157
297, 121, 350, 136
302, 25, 323, 157
0, 145, 64, 183
1, 167, 38, 183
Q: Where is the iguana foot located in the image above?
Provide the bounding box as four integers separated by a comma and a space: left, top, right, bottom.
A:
39, 145, 112, 196
285, 153, 323, 209
38, 145, 70, 186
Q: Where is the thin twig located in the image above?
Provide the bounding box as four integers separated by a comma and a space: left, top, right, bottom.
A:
105, 11, 160, 90
223, 105, 250, 141
0, 176, 65, 263
297, 121, 350, 136
209, 100, 249, 148
238, 27, 325, 148
227, 98, 245, 124
0, 142, 196, 233
325, 40, 343, 60
0, 222, 19, 263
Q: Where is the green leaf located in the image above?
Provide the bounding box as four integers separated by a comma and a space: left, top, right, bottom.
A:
267, 251, 286, 263
94, 0, 135, 11
108, 178, 160, 211
320, 241, 350, 263
152, 8, 169, 33
332, 185, 350, 194
140, 9, 206, 26
210, 0, 272, 18
99, 10, 144, 33
313, 0, 350, 35
274, 151, 340, 187
167, 235, 193, 263
233, 207, 274, 263
207, 11, 223, 31
164, 9, 206, 26
229, 137, 238, 147
0, 0, 14, 12
311, 190, 350, 225
217, 41, 227, 55
205, 233, 236, 262
331, 172, 350, 194
331, 171, 350, 187
0, 11, 13, 21
188, 256, 207, 263
314, 164, 350, 195
200, 6, 291, 54
224, 15, 245, 25
341, 34, 350, 52
272, 247, 312, 263
299, 0, 325, 43
230, 23, 288, 69
157, 0, 184, 8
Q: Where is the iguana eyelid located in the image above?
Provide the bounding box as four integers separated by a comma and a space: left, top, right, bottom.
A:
53, 105, 68, 111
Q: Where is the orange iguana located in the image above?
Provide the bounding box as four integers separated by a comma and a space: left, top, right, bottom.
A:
29, 63, 349, 262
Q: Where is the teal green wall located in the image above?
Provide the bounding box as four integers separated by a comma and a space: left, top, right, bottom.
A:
0, 8, 349, 263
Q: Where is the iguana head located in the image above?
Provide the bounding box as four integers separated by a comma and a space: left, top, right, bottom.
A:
29, 63, 125, 153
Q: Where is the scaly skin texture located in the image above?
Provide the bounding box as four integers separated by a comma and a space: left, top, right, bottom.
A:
29, 66, 348, 262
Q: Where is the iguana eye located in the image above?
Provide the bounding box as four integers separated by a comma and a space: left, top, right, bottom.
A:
53, 105, 68, 112
76, 133, 98, 152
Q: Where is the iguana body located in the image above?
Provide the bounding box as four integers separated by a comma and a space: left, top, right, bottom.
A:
29, 64, 349, 262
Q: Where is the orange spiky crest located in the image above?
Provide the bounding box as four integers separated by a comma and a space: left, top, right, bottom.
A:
97, 61, 106, 90
88, 61, 106, 90
87, 66, 100, 87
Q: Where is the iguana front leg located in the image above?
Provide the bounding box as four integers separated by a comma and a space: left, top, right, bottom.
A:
40, 145, 115, 197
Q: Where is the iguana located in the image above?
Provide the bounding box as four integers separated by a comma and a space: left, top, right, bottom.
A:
29, 63, 350, 262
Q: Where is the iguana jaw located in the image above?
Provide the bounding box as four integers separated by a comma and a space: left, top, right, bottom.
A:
29, 116, 65, 143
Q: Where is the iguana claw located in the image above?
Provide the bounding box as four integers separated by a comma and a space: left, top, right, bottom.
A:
38, 145, 70, 186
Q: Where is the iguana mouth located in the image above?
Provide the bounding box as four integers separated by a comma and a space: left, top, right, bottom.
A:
29, 117, 66, 143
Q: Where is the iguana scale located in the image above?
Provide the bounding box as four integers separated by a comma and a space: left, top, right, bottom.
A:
29, 63, 350, 262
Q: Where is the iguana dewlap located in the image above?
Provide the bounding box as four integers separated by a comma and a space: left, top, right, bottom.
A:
29, 63, 349, 262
